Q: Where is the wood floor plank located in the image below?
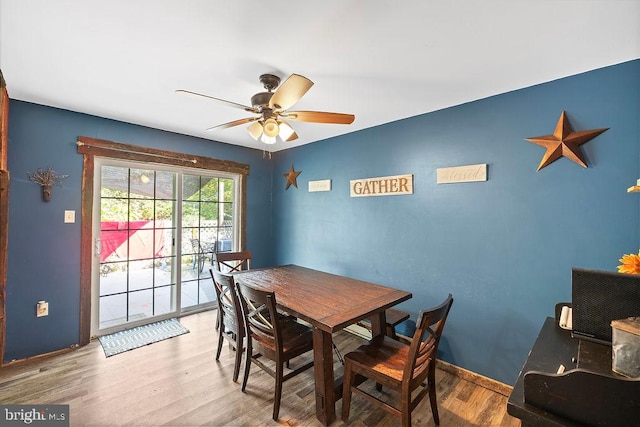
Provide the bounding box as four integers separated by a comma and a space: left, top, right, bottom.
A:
0, 310, 520, 426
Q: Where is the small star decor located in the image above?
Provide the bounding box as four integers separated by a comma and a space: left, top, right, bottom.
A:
524, 111, 608, 171
283, 164, 301, 190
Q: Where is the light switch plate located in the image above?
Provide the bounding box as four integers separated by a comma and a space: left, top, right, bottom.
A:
64, 210, 75, 223
37, 301, 48, 317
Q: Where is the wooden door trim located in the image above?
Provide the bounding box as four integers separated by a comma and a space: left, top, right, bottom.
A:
0, 69, 9, 364
77, 136, 250, 345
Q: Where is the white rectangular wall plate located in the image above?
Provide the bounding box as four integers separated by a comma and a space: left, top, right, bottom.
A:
437, 164, 487, 184
37, 301, 49, 317
64, 210, 75, 223
308, 179, 332, 192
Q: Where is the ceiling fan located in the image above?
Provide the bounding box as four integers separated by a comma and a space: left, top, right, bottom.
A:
176, 73, 355, 145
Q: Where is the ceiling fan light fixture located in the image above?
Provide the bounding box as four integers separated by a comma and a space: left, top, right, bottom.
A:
261, 134, 277, 145
278, 121, 296, 141
179, 73, 354, 145
263, 118, 280, 138
247, 121, 263, 140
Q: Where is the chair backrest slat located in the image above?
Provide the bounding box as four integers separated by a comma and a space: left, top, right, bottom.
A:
214, 251, 252, 273
236, 282, 281, 355
404, 294, 453, 385
210, 269, 244, 335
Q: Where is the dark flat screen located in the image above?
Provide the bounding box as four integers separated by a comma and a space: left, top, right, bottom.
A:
572, 268, 640, 344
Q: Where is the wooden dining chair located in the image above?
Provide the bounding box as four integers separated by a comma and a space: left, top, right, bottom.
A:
235, 281, 315, 421
209, 269, 245, 382
213, 250, 252, 273
341, 294, 454, 426
212, 250, 252, 331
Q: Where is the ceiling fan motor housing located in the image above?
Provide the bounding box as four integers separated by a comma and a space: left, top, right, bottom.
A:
251, 74, 281, 110
259, 74, 280, 91
251, 92, 274, 109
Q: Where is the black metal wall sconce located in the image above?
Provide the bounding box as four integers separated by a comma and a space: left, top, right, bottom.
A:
27, 166, 69, 202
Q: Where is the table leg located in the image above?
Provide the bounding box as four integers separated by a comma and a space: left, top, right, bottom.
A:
370, 310, 387, 337
312, 327, 335, 425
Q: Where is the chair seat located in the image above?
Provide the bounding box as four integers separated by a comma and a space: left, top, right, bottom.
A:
345, 336, 409, 384
252, 318, 313, 355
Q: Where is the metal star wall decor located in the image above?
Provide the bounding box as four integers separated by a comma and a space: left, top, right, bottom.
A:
524, 111, 608, 171
283, 164, 301, 190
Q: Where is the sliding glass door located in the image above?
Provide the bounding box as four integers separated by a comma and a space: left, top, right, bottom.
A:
92, 159, 239, 336
180, 174, 235, 309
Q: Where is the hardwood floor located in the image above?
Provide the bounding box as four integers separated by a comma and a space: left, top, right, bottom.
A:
0, 310, 520, 426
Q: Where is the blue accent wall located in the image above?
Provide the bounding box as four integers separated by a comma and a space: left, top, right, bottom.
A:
4, 60, 638, 385
271, 60, 640, 384
5, 102, 273, 362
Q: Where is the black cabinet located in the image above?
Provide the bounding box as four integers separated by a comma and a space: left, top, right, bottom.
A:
507, 317, 640, 426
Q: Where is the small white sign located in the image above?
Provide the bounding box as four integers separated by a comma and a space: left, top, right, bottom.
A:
437, 164, 487, 184
350, 174, 413, 197
308, 179, 332, 192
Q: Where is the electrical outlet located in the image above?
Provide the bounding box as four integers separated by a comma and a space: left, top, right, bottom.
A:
64, 210, 75, 223
37, 301, 48, 317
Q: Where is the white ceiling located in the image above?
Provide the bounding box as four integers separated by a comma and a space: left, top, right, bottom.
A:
1, 1, 638, 152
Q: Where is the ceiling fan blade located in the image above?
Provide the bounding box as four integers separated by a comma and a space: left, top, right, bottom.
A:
283, 110, 355, 125
206, 117, 259, 131
247, 121, 263, 140
176, 89, 257, 113
278, 120, 298, 142
269, 74, 314, 110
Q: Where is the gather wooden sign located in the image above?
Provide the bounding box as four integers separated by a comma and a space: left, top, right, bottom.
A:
350, 174, 413, 197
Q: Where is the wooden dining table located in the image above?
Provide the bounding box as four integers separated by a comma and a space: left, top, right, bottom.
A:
234, 264, 412, 425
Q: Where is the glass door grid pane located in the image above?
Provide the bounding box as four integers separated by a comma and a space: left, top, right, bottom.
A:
98, 166, 177, 329
181, 175, 235, 309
